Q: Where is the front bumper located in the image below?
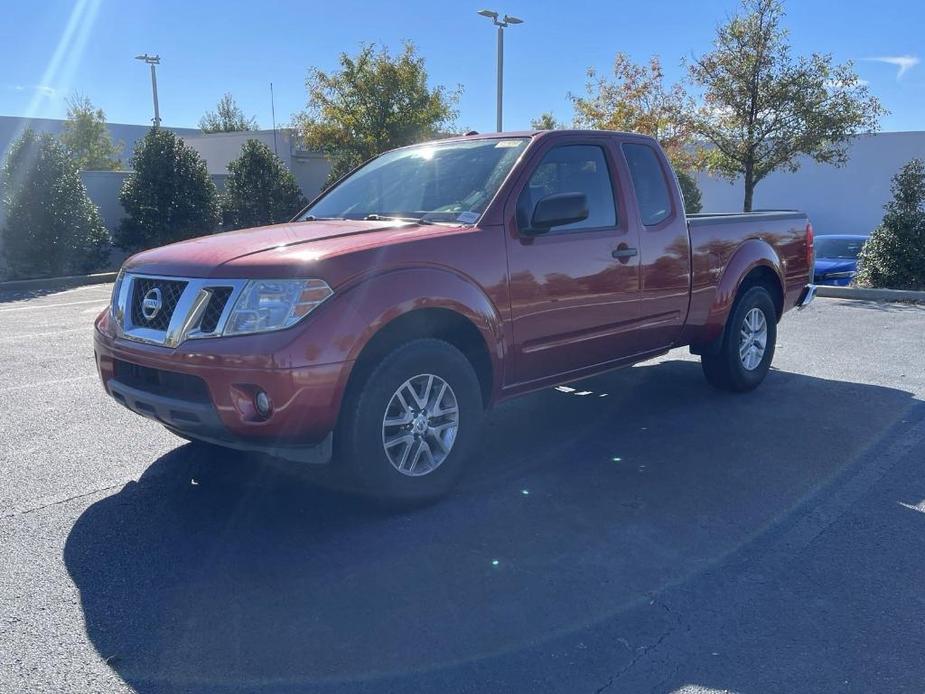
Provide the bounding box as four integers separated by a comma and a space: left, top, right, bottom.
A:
107, 378, 332, 464
94, 315, 351, 464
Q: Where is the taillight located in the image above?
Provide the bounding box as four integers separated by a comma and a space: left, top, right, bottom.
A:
806, 222, 814, 269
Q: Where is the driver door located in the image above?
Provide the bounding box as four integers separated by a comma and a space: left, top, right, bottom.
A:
503, 136, 642, 385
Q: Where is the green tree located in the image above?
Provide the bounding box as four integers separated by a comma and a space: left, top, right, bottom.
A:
199, 93, 258, 133
59, 94, 122, 170
222, 139, 307, 229
855, 159, 925, 290
570, 52, 705, 212
530, 112, 563, 130
294, 42, 459, 183
115, 128, 221, 252
689, 0, 885, 211
676, 170, 703, 213
1, 130, 109, 279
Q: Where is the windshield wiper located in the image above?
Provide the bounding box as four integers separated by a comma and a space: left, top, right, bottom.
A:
302, 215, 346, 222
363, 213, 434, 225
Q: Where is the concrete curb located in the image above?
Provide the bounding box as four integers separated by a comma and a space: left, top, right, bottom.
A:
816, 285, 925, 302
0, 271, 118, 293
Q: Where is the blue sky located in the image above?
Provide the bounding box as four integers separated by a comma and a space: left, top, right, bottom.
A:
1, 0, 923, 133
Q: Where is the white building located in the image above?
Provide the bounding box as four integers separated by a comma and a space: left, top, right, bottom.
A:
2, 114, 923, 239
696, 131, 925, 236
0, 116, 331, 232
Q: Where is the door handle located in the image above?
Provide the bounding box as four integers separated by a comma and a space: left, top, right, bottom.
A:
612, 247, 638, 259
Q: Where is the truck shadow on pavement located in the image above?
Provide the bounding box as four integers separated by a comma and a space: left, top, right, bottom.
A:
64, 359, 921, 693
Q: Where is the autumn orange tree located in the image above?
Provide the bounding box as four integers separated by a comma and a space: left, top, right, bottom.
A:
570, 53, 703, 211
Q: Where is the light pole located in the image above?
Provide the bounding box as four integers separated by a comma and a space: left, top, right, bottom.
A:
134, 53, 161, 127
477, 9, 523, 132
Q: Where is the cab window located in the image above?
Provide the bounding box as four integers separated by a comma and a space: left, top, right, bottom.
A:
517, 145, 617, 232
622, 143, 673, 226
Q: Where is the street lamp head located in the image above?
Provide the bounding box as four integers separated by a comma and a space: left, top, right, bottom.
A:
502, 15, 523, 24
134, 53, 160, 64
477, 9, 498, 18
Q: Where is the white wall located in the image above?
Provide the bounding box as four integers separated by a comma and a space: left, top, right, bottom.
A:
0, 115, 199, 168
79, 171, 229, 232
290, 152, 332, 203
182, 129, 331, 200
695, 131, 925, 235
182, 130, 284, 174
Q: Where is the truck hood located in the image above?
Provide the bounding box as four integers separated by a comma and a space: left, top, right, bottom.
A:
123, 219, 463, 279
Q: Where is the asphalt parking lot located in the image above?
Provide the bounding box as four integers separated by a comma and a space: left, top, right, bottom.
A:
2, 284, 925, 694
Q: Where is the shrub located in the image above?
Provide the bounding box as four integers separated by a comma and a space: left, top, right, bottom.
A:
676, 170, 703, 213
114, 127, 220, 252
0, 130, 109, 279
855, 159, 925, 290
222, 139, 306, 229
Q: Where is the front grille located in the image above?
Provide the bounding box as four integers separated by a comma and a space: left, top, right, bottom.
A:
131, 278, 188, 331
199, 287, 233, 334
113, 359, 211, 403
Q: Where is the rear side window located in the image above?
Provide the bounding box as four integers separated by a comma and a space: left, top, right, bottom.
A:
517, 145, 617, 232
623, 143, 672, 226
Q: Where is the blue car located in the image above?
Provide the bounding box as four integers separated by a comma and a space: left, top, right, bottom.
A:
813, 234, 868, 286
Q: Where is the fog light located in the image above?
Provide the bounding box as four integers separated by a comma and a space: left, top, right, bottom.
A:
254, 390, 272, 418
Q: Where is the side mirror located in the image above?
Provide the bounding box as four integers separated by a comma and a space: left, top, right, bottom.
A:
529, 192, 588, 233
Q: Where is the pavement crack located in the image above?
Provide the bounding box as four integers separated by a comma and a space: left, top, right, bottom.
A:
4, 481, 125, 519
592, 597, 686, 693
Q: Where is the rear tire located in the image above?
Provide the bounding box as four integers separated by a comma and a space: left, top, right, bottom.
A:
336, 339, 483, 502
701, 285, 777, 392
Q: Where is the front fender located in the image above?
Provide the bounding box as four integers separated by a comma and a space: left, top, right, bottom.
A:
283, 264, 505, 384
339, 266, 504, 363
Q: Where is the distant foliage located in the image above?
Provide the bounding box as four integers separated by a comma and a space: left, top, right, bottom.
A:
115, 128, 220, 252
222, 139, 307, 229
856, 159, 925, 290
294, 42, 459, 183
571, 53, 701, 171
570, 52, 705, 208
676, 170, 703, 213
530, 112, 564, 130
199, 93, 258, 133
0, 130, 109, 279
59, 94, 122, 170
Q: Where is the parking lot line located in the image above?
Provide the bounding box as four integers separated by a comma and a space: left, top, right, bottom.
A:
0, 374, 95, 394
0, 328, 87, 342
0, 299, 110, 313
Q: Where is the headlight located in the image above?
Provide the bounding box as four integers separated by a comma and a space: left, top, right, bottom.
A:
223, 279, 333, 336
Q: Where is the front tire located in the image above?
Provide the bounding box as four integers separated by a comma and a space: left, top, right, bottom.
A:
337, 339, 483, 502
701, 285, 777, 392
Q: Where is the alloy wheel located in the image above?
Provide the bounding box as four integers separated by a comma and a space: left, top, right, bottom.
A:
381, 374, 460, 477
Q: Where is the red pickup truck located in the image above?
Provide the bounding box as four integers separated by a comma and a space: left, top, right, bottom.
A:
94, 130, 815, 500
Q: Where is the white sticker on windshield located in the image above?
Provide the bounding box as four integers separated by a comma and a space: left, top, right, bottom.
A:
494, 140, 522, 148
457, 211, 480, 224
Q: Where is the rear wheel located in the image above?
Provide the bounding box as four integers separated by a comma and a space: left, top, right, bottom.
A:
336, 339, 483, 502
701, 285, 777, 392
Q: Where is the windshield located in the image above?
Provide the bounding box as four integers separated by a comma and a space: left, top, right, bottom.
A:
815, 237, 866, 259
301, 137, 529, 224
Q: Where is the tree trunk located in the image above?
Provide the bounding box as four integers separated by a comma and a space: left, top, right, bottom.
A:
743, 162, 755, 212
